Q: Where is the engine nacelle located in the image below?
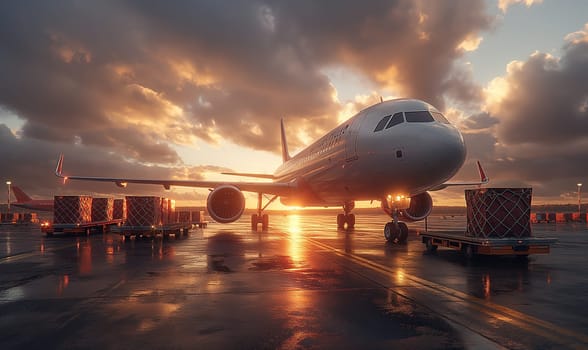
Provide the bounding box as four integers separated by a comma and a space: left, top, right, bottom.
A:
400, 192, 433, 222
206, 185, 245, 223
381, 192, 433, 222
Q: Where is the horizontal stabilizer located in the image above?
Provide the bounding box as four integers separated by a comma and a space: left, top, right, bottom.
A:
430, 161, 489, 191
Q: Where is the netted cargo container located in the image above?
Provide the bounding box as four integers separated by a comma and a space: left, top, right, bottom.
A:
125, 196, 163, 226
1, 212, 19, 223
91, 197, 114, 222
178, 211, 191, 223
22, 212, 38, 223
466, 188, 532, 238
54, 196, 92, 224
166, 199, 177, 224
191, 210, 205, 223
113, 199, 126, 220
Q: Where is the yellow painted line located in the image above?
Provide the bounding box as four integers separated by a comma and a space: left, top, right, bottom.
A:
306, 237, 588, 348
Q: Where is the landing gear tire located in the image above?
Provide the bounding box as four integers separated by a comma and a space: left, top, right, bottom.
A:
384, 222, 399, 242
262, 214, 269, 231
337, 214, 345, 229
337, 213, 355, 230
398, 222, 408, 244
346, 214, 355, 229
251, 214, 258, 231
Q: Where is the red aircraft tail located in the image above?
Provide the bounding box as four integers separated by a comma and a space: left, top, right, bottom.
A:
11, 185, 33, 203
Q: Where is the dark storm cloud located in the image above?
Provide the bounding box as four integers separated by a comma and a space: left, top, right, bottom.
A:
470, 26, 588, 200
0, 0, 491, 162
491, 40, 588, 145
461, 112, 499, 131
269, 0, 491, 109
0, 124, 230, 199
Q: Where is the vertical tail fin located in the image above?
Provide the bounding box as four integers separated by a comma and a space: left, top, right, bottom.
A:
280, 118, 291, 163
11, 186, 32, 203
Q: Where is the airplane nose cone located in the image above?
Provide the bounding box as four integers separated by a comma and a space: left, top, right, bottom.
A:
432, 126, 466, 179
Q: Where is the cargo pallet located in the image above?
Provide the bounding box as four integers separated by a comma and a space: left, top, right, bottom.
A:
419, 231, 557, 259
112, 223, 194, 239
42, 219, 123, 236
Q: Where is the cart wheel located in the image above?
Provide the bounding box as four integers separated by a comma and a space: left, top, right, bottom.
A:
462, 244, 475, 259
425, 238, 437, 252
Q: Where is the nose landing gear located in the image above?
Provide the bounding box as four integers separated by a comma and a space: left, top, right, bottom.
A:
382, 196, 409, 244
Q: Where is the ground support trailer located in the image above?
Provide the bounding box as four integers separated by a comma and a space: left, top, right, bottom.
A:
112, 223, 193, 240
419, 231, 557, 259
420, 188, 557, 258
42, 219, 123, 236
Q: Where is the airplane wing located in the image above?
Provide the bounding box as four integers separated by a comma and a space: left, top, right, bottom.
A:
54, 155, 295, 196
429, 161, 489, 191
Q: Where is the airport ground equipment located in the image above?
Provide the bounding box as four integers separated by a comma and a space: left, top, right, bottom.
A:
41, 219, 123, 236
43, 195, 122, 235
420, 188, 557, 258
112, 196, 197, 239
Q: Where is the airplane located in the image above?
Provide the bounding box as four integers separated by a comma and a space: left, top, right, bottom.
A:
55, 98, 488, 243
10, 185, 54, 212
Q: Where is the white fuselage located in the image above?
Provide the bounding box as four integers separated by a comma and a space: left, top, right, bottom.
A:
274, 99, 466, 206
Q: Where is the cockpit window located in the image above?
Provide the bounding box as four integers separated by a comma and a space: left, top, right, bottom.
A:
385, 112, 404, 129
405, 111, 434, 123
373, 115, 391, 132
431, 111, 450, 124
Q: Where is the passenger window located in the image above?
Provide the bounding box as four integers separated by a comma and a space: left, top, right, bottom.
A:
405, 111, 434, 122
431, 112, 450, 124
373, 115, 391, 132
385, 112, 404, 129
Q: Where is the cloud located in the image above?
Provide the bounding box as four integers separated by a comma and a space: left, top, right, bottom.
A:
486, 39, 588, 146
0, 0, 491, 162
0, 124, 230, 201
498, 0, 543, 13
452, 23, 588, 202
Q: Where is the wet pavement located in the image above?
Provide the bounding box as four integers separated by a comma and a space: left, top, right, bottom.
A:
0, 214, 587, 349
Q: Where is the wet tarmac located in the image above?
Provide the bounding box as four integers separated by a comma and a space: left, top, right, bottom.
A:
1, 214, 587, 349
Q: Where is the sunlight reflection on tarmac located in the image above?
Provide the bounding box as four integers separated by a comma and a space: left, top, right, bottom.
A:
0, 214, 587, 349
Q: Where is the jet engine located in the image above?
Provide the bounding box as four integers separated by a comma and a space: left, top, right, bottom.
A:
206, 185, 245, 223
381, 192, 433, 222
400, 192, 433, 222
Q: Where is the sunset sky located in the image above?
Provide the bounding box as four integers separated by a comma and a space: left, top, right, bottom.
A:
1, 0, 587, 208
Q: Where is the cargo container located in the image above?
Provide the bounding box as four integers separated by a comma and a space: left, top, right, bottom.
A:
114, 197, 193, 238
178, 210, 191, 223
465, 188, 531, 238
113, 199, 126, 220
54, 196, 92, 224
91, 198, 114, 222
190, 210, 208, 228
125, 196, 162, 226
421, 188, 556, 258
43, 196, 122, 236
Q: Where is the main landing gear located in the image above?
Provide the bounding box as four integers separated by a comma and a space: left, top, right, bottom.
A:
337, 202, 355, 230
382, 197, 409, 244
251, 192, 278, 232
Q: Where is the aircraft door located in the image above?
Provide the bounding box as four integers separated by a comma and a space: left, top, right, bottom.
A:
344, 111, 367, 162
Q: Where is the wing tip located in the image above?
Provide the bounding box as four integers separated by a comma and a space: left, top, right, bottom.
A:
476, 161, 489, 183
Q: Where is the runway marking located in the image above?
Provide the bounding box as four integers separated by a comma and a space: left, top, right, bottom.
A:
0, 243, 78, 264
305, 237, 588, 348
